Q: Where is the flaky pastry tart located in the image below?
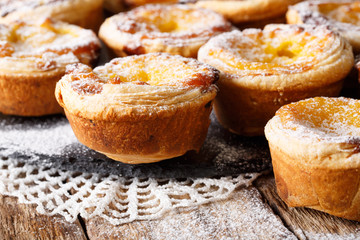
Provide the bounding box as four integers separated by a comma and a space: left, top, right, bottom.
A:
55, 53, 218, 164
0, 0, 104, 31
287, 0, 360, 53
198, 24, 354, 136
187, 0, 301, 25
99, 4, 232, 58
0, 18, 100, 116
265, 97, 360, 221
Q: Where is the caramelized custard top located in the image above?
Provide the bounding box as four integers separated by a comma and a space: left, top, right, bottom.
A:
201, 24, 336, 76
67, 53, 218, 95
278, 97, 360, 139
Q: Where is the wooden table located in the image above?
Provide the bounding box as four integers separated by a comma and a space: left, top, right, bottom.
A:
1, 172, 359, 240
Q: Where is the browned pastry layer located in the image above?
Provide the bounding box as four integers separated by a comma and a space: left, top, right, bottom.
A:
55, 53, 218, 164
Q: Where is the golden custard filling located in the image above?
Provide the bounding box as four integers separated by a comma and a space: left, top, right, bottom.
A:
120, 5, 228, 34
69, 54, 217, 95
277, 97, 360, 138
208, 26, 332, 75
138, 8, 209, 33
318, 2, 360, 25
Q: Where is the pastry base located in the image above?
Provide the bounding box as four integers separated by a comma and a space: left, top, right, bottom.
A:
235, 15, 286, 30
103, 0, 126, 13
269, 142, 360, 221
214, 76, 344, 136
0, 73, 63, 116
64, 100, 214, 164
71, 4, 104, 32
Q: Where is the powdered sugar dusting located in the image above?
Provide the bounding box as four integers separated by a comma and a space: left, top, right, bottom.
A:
0, 112, 271, 178
0, 116, 77, 156
125, 188, 296, 240
0, 149, 263, 225
293, 228, 359, 240
279, 97, 360, 143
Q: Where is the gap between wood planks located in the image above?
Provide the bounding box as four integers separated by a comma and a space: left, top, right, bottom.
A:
253, 173, 301, 240
78, 215, 90, 240
254, 173, 360, 240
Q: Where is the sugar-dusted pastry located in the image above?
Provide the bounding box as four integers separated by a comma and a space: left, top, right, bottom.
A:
198, 24, 354, 136
187, 0, 302, 25
287, 0, 360, 53
265, 97, 360, 221
0, 0, 104, 31
99, 4, 232, 58
0, 18, 100, 116
55, 53, 218, 164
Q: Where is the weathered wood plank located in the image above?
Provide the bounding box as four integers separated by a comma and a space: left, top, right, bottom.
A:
255, 174, 360, 240
0, 195, 87, 240
85, 186, 296, 240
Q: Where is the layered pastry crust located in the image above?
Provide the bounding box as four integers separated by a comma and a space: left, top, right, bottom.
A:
55, 53, 218, 164
287, 0, 360, 53
265, 97, 360, 221
99, 4, 232, 58
198, 24, 354, 136
0, 18, 100, 116
188, 0, 302, 24
0, 0, 104, 31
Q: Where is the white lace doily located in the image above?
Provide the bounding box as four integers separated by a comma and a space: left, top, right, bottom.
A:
0, 153, 262, 225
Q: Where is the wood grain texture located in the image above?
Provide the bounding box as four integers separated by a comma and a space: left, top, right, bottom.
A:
84, 186, 296, 240
255, 173, 360, 240
0, 195, 87, 240
2, 174, 360, 239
